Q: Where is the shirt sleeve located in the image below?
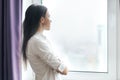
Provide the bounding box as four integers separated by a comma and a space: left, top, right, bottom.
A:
30, 37, 66, 72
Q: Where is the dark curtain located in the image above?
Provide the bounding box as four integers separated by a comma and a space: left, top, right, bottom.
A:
0, 0, 22, 80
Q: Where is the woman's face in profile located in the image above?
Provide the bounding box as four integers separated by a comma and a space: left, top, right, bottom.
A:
43, 11, 51, 30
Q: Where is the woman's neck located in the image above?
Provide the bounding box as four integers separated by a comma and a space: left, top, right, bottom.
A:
37, 25, 44, 34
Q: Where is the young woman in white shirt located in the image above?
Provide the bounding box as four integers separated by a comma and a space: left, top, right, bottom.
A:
22, 4, 68, 80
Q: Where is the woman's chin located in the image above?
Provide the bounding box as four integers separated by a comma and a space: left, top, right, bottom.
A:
45, 28, 50, 30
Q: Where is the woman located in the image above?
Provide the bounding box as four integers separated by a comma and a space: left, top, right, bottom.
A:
22, 4, 68, 80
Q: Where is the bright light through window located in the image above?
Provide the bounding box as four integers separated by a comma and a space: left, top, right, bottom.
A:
43, 0, 107, 72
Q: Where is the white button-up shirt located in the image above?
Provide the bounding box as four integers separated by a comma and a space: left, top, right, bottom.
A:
26, 32, 65, 80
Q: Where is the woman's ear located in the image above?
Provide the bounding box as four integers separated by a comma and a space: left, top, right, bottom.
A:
40, 17, 45, 24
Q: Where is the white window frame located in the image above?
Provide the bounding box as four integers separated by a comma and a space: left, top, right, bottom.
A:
60, 0, 118, 80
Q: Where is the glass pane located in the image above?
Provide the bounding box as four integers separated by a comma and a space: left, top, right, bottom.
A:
43, 0, 107, 72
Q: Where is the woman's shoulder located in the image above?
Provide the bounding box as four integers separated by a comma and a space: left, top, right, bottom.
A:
27, 33, 50, 51
28, 33, 46, 46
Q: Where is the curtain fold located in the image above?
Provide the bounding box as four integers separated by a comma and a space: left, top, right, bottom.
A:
0, 0, 22, 80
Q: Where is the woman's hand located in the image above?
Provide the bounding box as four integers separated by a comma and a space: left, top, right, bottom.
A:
57, 67, 68, 75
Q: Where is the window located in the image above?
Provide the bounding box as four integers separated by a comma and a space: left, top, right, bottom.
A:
22, 0, 118, 80
43, 0, 107, 72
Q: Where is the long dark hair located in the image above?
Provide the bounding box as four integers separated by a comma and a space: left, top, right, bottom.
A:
22, 4, 47, 66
